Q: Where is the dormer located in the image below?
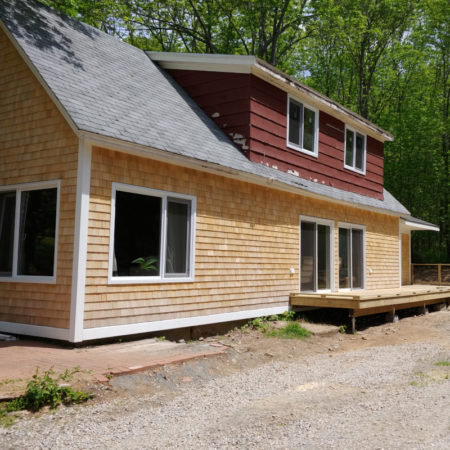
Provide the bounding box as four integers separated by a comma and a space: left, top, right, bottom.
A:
149, 53, 393, 200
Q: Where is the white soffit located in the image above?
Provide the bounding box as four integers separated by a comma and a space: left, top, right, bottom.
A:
401, 217, 439, 232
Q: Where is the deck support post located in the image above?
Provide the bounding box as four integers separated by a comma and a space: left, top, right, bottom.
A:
418, 305, 429, 315
385, 308, 398, 324
350, 313, 356, 334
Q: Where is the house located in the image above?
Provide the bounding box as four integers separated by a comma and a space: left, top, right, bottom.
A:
0, 0, 442, 343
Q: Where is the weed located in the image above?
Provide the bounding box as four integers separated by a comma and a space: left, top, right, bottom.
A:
338, 325, 347, 334
265, 322, 311, 340
278, 310, 296, 321
156, 336, 166, 341
0, 367, 93, 427
435, 361, 450, 367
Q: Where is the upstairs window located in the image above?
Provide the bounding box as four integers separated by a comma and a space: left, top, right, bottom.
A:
345, 128, 366, 173
287, 97, 318, 156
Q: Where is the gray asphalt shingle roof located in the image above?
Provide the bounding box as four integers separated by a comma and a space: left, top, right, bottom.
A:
0, 0, 409, 216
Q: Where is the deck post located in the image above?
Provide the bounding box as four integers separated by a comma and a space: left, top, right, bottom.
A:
418, 305, 429, 315
385, 308, 399, 323
350, 313, 356, 334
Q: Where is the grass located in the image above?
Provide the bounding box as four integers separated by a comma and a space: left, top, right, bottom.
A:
265, 322, 312, 340
435, 361, 450, 367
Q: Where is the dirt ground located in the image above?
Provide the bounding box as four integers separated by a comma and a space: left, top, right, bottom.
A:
107, 308, 450, 399
1, 308, 449, 449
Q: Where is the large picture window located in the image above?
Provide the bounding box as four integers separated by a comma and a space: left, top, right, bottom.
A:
300, 217, 333, 292
0, 182, 59, 282
344, 127, 366, 173
287, 97, 318, 156
338, 225, 365, 289
109, 184, 195, 283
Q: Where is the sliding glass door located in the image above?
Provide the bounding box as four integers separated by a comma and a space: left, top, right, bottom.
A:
300, 218, 333, 292
338, 226, 364, 289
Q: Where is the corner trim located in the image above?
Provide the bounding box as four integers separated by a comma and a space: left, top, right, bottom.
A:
82, 306, 287, 341
69, 138, 92, 343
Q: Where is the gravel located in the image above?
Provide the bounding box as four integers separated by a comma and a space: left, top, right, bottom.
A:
1, 341, 449, 449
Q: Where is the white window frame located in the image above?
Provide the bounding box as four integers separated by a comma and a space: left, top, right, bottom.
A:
337, 222, 366, 290
287, 95, 319, 157
108, 182, 196, 285
299, 215, 334, 293
0, 180, 60, 284
344, 126, 366, 174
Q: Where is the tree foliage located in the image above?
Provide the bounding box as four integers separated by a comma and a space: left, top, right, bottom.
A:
40, 0, 450, 262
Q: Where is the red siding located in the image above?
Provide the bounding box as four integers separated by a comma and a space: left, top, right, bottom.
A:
168, 70, 251, 156
168, 69, 384, 199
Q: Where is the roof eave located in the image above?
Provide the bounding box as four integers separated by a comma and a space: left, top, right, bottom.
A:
81, 130, 404, 218
148, 51, 394, 143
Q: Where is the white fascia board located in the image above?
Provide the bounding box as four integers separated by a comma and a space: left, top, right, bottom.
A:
0, 19, 79, 136
252, 63, 393, 144
81, 131, 404, 219
82, 306, 287, 341
148, 51, 255, 74
401, 220, 439, 232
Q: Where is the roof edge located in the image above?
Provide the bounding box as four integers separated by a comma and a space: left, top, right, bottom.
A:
148, 51, 393, 143
0, 17, 79, 136
81, 130, 405, 218
401, 216, 439, 232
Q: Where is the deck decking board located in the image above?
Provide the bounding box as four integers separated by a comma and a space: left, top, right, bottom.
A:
290, 285, 450, 315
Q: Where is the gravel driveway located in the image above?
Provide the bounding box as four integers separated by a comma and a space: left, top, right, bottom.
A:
1, 312, 450, 449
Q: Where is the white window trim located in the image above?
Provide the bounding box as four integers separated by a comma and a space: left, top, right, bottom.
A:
286, 95, 319, 157
337, 222, 366, 290
108, 182, 196, 285
299, 215, 334, 293
0, 180, 60, 284
344, 126, 366, 175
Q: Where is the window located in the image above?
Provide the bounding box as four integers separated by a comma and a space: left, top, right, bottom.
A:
338, 225, 365, 289
300, 217, 333, 292
0, 182, 59, 282
109, 183, 195, 283
344, 128, 366, 173
287, 97, 318, 156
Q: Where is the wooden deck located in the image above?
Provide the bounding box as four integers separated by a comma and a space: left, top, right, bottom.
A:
290, 285, 450, 331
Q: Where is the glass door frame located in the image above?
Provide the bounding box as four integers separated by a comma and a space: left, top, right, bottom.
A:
299, 215, 334, 293
337, 222, 366, 291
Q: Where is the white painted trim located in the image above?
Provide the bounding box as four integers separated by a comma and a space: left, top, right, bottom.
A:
0, 321, 69, 341
0, 20, 79, 136
299, 215, 335, 293
69, 139, 92, 343
286, 95, 319, 158
344, 126, 366, 175
398, 227, 402, 288
148, 51, 255, 73
401, 220, 439, 232
82, 132, 405, 219
0, 180, 60, 284
337, 222, 366, 290
408, 230, 411, 285
82, 306, 287, 341
108, 182, 196, 284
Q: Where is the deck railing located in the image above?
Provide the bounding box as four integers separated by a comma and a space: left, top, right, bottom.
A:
411, 264, 450, 286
